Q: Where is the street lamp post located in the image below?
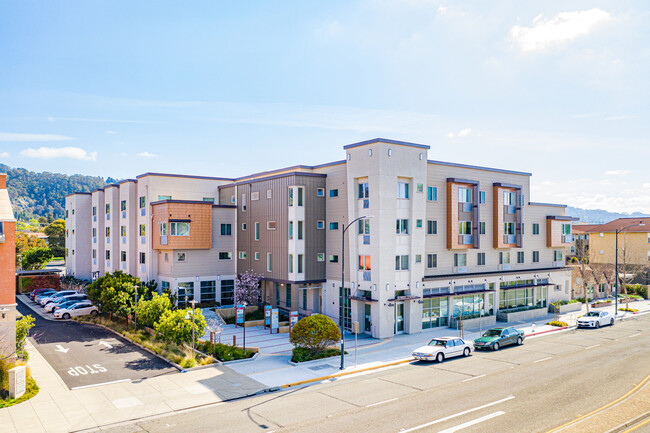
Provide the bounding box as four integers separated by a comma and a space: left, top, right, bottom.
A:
340, 214, 373, 370
243, 301, 247, 351
134, 285, 138, 332
185, 300, 198, 361
615, 221, 645, 317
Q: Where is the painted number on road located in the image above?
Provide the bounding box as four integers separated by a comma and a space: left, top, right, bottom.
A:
67, 364, 107, 376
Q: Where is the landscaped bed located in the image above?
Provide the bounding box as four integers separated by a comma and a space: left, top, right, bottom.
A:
195, 341, 256, 362
291, 347, 343, 363
0, 362, 39, 408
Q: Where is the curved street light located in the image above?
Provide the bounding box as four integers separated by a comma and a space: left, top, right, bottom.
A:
615, 221, 645, 316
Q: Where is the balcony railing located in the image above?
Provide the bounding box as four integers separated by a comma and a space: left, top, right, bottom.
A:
562, 234, 574, 243
459, 202, 473, 213
458, 234, 473, 245
504, 234, 516, 244
362, 271, 371, 281
363, 235, 370, 245
363, 199, 369, 209
454, 266, 468, 274
505, 205, 516, 215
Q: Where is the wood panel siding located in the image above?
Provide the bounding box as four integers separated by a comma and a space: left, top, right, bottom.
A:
152, 202, 213, 250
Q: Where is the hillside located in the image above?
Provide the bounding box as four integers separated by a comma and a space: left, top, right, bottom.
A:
1, 163, 113, 220
565, 206, 650, 224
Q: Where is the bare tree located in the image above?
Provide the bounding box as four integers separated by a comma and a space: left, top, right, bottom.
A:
574, 237, 592, 311
617, 235, 642, 310
591, 263, 616, 298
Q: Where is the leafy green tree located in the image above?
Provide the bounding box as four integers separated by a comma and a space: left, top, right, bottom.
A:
15, 232, 47, 264
43, 219, 65, 257
16, 315, 35, 360
136, 294, 172, 328
289, 315, 341, 355
155, 308, 206, 345
20, 247, 53, 270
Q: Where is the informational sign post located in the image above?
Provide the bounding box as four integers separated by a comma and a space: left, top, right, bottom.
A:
271, 308, 279, 334
236, 304, 244, 327
9, 365, 26, 399
289, 311, 298, 335
264, 305, 272, 329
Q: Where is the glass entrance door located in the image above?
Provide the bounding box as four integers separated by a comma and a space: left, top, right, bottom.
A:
395, 303, 405, 334
364, 304, 371, 333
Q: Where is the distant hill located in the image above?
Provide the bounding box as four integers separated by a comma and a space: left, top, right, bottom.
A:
1, 163, 114, 221
565, 206, 650, 224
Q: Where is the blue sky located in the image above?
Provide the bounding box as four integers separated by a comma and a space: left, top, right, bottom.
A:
1, 1, 649, 212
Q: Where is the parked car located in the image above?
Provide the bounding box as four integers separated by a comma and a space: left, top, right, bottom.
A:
34, 290, 58, 303
412, 337, 473, 362
39, 290, 78, 306
473, 327, 525, 351
53, 301, 98, 319
45, 294, 88, 313
577, 311, 614, 328
30, 288, 55, 301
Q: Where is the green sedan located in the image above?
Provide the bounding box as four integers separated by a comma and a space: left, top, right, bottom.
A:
473, 327, 525, 351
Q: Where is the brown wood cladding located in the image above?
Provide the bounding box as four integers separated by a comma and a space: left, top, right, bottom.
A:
493, 186, 517, 249
447, 181, 475, 250
546, 219, 569, 247
151, 202, 212, 250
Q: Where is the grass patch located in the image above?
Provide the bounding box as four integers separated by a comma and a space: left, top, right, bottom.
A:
546, 320, 568, 327
499, 305, 543, 313
224, 309, 265, 324
0, 362, 39, 408
195, 341, 255, 362
553, 300, 581, 306
291, 347, 343, 363
618, 308, 638, 312
75, 314, 214, 368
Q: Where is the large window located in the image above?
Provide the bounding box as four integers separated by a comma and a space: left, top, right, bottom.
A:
170, 222, 189, 236
286, 284, 292, 308
427, 254, 437, 268
517, 251, 524, 263
554, 250, 563, 261
477, 252, 486, 266
533, 223, 540, 235
221, 280, 235, 306
397, 182, 409, 199
458, 187, 472, 203
562, 223, 571, 235
178, 282, 194, 303
200, 281, 216, 303
503, 191, 515, 206
452, 294, 491, 318
427, 220, 437, 235
454, 253, 467, 267
427, 186, 437, 201
298, 255, 304, 273
459, 221, 472, 235
499, 251, 511, 265
499, 288, 534, 310
395, 255, 409, 270
396, 219, 409, 235
358, 219, 370, 234
220, 224, 232, 236
358, 182, 369, 199
359, 255, 371, 270
504, 222, 515, 235
422, 297, 449, 329
297, 221, 304, 240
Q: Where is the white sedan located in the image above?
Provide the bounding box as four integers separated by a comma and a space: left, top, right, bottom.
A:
577, 311, 614, 328
412, 337, 473, 362
53, 301, 98, 319
40, 290, 78, 306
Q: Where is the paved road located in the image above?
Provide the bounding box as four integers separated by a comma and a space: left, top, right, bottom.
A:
17, 296, 178, 389
103, 314, 650, 433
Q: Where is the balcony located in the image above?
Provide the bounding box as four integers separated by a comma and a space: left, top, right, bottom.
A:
454, 266, 468, 274
562, 234, 574, 243
504, 234, 516, 244
362, 271, 372, 281
458, 234, 473, 245
161, 235, 168, 245
505, 205, 516, 215
459, 202, 473, 213
499, 264, 511, 271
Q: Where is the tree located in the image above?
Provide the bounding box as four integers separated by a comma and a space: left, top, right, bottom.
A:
21, 247, 53, 270
235, 269, 262, 305
289, 315, 341, 355
155, 308, 206, 345
16, 315, 35, 360
617, 236, 642, 310
43, 219, 65, 257
573, 239, 592, 311
15, 232, 47, 265
591, 263, 616, 298
136, 294, 172, 328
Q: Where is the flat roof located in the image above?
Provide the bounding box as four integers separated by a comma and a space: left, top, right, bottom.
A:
428, 159, 532, 176
219, 171, 327, 189
529, 202, 567, 208
136, 172, 234, 181
344, 138, 430, 150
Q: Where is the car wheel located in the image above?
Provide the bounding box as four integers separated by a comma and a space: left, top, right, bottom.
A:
517, 337, 523, 345
463, 347, 470, 357
493, 342, 500, 351
62, 313, 70, 320
595, 321, 600, 329
610, 318, 614, 326
90, 310, 98, 315
436, 352, 444, 363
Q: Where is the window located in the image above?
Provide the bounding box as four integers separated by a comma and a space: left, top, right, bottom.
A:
317, 220, 325, 230
177, 282, 194, 303
358, 182, 369, 199
397, 182, 410, 199
286, 285, 292, 308
427, 254, 437, 268
396, 219, 409, 235
395, 255, 409, 270
477, 252, 486, 266
139, 196, 146, 208
106, 204, 110, 214
415, 254, 422, 263
554, 250, 563, 261
459, 221, 472, 235
297, 187, 304, 206
203, 197, 214, 203
289, 221, 293, 239
92, 249, 96, 259
503, 191, 515, 206
139, 224, 145, 236
289, 254, 294, 273
499, 252, 511, 265
121, 225, 126, 236
359, 255, 371, 270
479, 191, 486, 204
267, 253, 272, 272
105, 250, 110, 259
251, 192, 259, 201
231, 195, 235, 204
242, 193, 247, 211
480, 222, 486, 235
329, 189, 339, 198
427, 220, 437, 235
219, 252, 232, 260
562, 223, 571, 235
121, 200, 126, 211
242, 223, 247, 231
504, 222, 515, 235
533, 223, 540, 235
358, 218, 370, 234
329, 255, 339, 263
288, 188, 294, 206
533, 251, 539, 263
415, 183, 423, 194
317, 188, 324, 197
499, 288, 534, 310
177, 252, 186, 262
220, 224, 232, 236
255, 222, 260, 240
517, 251, 524, 263
92, 206, 97, 216
170, 222, 190, 236
329, 222, 339, 230
317, 253, 325, 262
164, 253, 168, 261
200, 281, 216, 303
255, 252, 260, 260
298, 254, 304, 273
106, 227, 111, 237
221, 280, 235, 306
158, 195, 172, 201
298, 221, 303, 240
239, 252, 247, 259
267, 221, 276, 230
139, 252, 145, 264
458, 187, 472, 203
427, 186, 437, 201
454, 253, 467, 267
416, 219, 423, 228
93, 227, 97, 237
160, 222, 167, 236
121, 251, 126, 262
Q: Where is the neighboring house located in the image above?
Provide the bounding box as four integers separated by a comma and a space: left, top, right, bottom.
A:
0, 173, 17, 360
568, 223, 600, 261
585, 217, 650, 266
568, 263, 613, 300
66, 138, 575, 338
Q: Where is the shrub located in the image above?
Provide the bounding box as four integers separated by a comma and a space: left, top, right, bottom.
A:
291, 347, 342, 363
575, 297, 586, 303
195, 341, 254, 362
15, 315, 35, 360
289, 315, 341, 355
20, 247, 54, 270
136, 294, 171, 328
618, 308, 638, 312
635, 286, 648, 299
547, 321, 568, 327
155, 308, 207, 345
0, 361, 39, 406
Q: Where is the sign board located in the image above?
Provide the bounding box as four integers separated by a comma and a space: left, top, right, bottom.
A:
236, 304, 245, 325
271, 308, 279, 333
353, 321, 359, 334
9, 365, 26, 399
290, 311, 298, 329
265, 305, 272, 328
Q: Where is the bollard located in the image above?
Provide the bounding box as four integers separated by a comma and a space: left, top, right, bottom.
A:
233, 335, 236, 346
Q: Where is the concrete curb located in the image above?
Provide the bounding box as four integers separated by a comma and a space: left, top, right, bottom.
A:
526, 326, 570, 337
223, 352, 259, 365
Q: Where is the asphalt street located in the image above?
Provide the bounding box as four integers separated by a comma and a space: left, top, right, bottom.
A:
102, 314, 650, 433
17, 296, 178, 389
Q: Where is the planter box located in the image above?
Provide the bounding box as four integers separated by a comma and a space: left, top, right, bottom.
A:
449, 315, 496, 330
549, 302, 582, 314
497, 307, 548, 323
591, 302, 612, 308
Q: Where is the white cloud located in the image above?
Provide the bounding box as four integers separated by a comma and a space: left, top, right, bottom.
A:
604, 170, 628, 176
0, 151, 9, 158
510, 8, 611, 52
643, 183, 650, 189
106, 130, 116, 135
0, 132, 74, 142
20, 146, 97, 161
458, 128, 472, 137
446, 132, 455, 138
137, 151, 158, 158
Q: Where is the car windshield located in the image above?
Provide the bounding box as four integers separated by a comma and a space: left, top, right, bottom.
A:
429, 339, 448, 346
483, 330, 501, 337
584, 312, 599, 317
58, 301, 78, 309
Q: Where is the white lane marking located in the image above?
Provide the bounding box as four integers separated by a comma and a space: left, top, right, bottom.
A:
71, 378, 130, 390
629, 333, 641, 338
534, 357, 552, 363
462, 374, 486, 382
398, 396, 515, 433
366, 397, 399, 408
436, 411, 505, 433
585, 344, 600, 350
55, 345, 69, 353
99, 340, 113, 349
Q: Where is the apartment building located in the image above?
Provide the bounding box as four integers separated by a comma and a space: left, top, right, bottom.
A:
567, 223, 601, 260
584, 217, 650, 265
0, 173, 17, 359
66, 138, 574, 338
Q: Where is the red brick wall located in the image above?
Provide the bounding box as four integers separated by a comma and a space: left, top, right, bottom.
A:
17, 275, 61, 293
0, 221, 16, 304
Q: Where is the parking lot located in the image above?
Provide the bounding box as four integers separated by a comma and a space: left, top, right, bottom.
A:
17, 296, 178, 389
